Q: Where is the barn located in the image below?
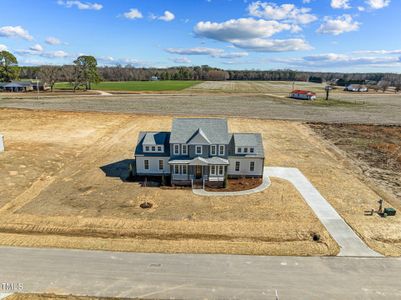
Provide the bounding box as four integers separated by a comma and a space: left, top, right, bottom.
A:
0, 134, 4, 152
290, 90, 317, 100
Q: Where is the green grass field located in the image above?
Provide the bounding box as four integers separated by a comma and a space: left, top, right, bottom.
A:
55, 80, 202, 92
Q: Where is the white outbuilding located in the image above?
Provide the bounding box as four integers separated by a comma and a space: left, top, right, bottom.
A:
0, 134, 4, 152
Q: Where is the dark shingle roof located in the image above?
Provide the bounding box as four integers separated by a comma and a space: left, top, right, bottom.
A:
135, 131, 170, 156
170, 118, 229, 145
228, 133, 265, 158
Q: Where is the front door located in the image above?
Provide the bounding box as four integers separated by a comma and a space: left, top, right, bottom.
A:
195, 165, 202, 179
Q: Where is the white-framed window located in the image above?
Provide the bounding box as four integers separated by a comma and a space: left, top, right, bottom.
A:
210, 145, 217, 156
151, 146, 156, 152
173, 144, 180, 155
250, 161, 255, 172
250, 148, 254, 153
237, 147, 242, 153
210, 165, 216, 175
182, 165, 187, 174
174, 165, 179, 174
144, 160, 149, 170
235, 161, 240, 172
157, 146, 162, 152
218, 166, 224, 176
145, 146, 150, 152
173, 165, 188, 175
244, 147, 248, 153
159, 160, 164, 170
182, 144, 188, 155
219, 145, 225, 156
195, 145, 202, 155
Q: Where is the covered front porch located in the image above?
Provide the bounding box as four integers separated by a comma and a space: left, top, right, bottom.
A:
169, 157, 229, 187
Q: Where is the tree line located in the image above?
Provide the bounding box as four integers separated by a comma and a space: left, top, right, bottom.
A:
2, 49, 401, 91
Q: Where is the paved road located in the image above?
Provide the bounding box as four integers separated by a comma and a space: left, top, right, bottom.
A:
265, 167, 381, 257
1, 93, 400, 124
0, 246, 400, 299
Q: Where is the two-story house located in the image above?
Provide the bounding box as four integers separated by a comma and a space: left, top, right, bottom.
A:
134, 118, 265, 187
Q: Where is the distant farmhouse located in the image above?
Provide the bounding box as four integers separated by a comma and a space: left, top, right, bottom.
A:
0, 81, 49, 93
134, 118, 265, 188
344, 84, 368, 92
150, 76, 160, 81
290, 90, 317, 100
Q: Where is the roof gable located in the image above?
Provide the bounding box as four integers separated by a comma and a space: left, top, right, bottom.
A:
170, 118, 229, 145
187, 128, 212, 145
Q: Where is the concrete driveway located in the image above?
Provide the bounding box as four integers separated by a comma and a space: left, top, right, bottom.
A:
265, 167, 381, 257
0, 247, 399, 300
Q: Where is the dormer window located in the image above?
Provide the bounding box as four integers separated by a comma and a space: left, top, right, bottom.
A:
174, 144, 180, 155
244, 148, 248, 153
195, 145, 202, 155
152, 146, 156, 152
145, 146, 150, 152
237, 147, 242, 153
211, 145, 217, 156
157, 146, 162, 152
250, 148, 254, 153
182, 144, 188, 155
219, 145, 225, 156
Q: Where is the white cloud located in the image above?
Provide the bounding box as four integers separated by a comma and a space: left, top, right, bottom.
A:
172, 57, 192, 64
331, 0, 351, 9
194, 18, 293, 41
159, 11, 175, 22
194, 18, 312, 53
229, 38, 313, 52
317, 15, 360, 35
123, 8, 143, 20
273, 53, 401, 68
57, 0, 103, 10
0, 26, 33, 41
45, 37, 62, 45
29, 44, 44, 52
0, 44, 8, 51
165, 47, 249, 58
44, 50, 69, 58
97, 56, 149, 67
247, 2, 317, 24
353, 49, 401, 55
166, 47, 224, 56
365, 0, 391, 9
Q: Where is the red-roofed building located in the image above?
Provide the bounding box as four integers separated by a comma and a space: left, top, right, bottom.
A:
290, 90, 316, 100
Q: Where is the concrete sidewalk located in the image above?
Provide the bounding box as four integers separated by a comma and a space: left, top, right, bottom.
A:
265, 167, 381, 257
192, 174, 271, 196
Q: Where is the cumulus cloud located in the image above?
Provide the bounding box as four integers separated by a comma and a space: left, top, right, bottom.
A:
29, 44, 44, 52
97, 56, 149, 67
57, 0, 103, 10
331, 0, 351, 9
194, 18, 312, 53
172, 57, 192, 64
123, 8, 143, 20
0, 44, 8, 51
45, 37, 62, 45
158, 11, 175, 22
317, 15, 360, 35
194, 18, 294, 41
0, 25, 33, 41
273, 52, 400, 68
365, 0, 391, 9
165, 47, 249, 58
229, 38, 312, 52
247, 2, 317, 24
354, 49, 401, 55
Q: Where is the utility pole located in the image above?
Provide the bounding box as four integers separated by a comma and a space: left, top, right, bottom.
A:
36, 76, 40, 100
325, 85, 331, 101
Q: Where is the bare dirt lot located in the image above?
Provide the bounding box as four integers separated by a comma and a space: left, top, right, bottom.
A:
0, 109, 400, 256
310, 123, 401, 201
1, 89, 400, 124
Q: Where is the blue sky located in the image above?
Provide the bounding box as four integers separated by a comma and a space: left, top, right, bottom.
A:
0, 0, 400, 72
